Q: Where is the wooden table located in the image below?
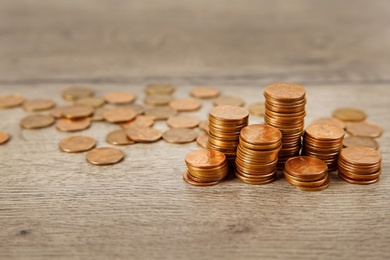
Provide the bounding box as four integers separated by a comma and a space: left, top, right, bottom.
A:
1, 1, 389, 259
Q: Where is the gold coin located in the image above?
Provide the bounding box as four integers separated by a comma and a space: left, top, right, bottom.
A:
342, 136, 379, 150
75, 97, 105, 108
346, 122, 382, 138
0, 94, 25, 109
104, 91, 136, 104
196, 134, 208, 148
333, 108, 366, 122
145, 84, 175, 95
167, 115, 200, 128
249, 102, 265, 116
22, 98, 55, 112
62, 87, 94, 101
102, 107, 137, 123
169, 98, 201, 111
86, 147, 124, 165
120, 115, 154, 129
310, 117, 346, 129
106, 129, 135, 145
61, 105, 94, 119
144, 106, 177, 120
162, 128, 198, 144
213, 95, 244, 107
20, 114, 55, 129
59, 135, 96, 153
144, 94, 173, 106
190, 86, 220, 99
56, 118, 91, 132
126, 127, 162, 143
0, 131, 10, 144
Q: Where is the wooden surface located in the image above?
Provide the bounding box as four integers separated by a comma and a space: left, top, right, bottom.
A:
1, 1, 390, 259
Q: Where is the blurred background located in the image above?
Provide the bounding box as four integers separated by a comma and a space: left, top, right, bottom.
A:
1, 0, 389, 85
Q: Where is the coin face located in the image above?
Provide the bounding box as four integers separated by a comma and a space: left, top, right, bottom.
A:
249, 102, 265, 116
167, 115, 200, 128
144, 106, 177, 120
310, 117, 346, 129
22, 98, 55, 112
196, 134, 208, 148
185, 149, 226, 168
62, 87, 94, 101
20, 114, 55, 129
284, 156, 327, 178
305, 123, 345, 140
209, 105, 249, 121
264, 83, 306, 101
86, 147, 125, 165
145, 84, 175, 95
75, 97, 105, 108
346, 122, 382, 138
59, 135, 96, 153
0, 94, 25, 109
333, 108, 366, 122
213, 95, 244, 107
169, 98, 201, 111
340, 146, 381, 165
190, 86, 220, 99
61, 105, 94, 119
126, 127, 162, 143
56, 118, 91, 132
102, 107, 137, 123
104, 91, 136, 104
0, 131, 10, 144
240, 124, 282, 144
144, 94, 173, 106
162, 128, 198, 144
342, 136, 379, 150
106, 129, 135, 145
120, 115, 154, 129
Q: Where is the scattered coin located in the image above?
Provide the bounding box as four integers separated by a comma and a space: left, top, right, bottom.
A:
104, 91, 136, 104
310, 117, 346, 129
22, 98, 55, 112
145, 84, 175, 95
198, 120, 209, 133
346, 122, 382, 138
49, 106, 67, 118
102, 107, 137, 123
144, 106, 177, 120
342, 136, 379, 150
0, 131, 10, 144
248, 102, 265, 116
169, 98, 201, 111
190, 86, 220, 99
196, 133, 208, 148
167, 115, 200, 128
56, 118, 91, 132
120, 115, 154, 129
213, 95, 244, 107
106, 129, 135, 145
62, 87, 94, 101
162, 128, 198, 144
126, 127, 162, 143
61, 105, 94, 119
0, 94, 25, 109
59, 135, 96, 153
90, 107, 106, 121
20, 114, 55, 129
86, 147, 125, 165
127, 104, 145, 115
333, 108, 366, 122
144, 94, 173, 106
75, 97, 105, 108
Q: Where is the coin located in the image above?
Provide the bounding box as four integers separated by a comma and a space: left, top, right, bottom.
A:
333, 108, 366, 122
0, 131, 10, 144
126, 127, 162, 143
22, 98, 55, 112
213, 95, 244, 107
284, 156, 327, 181
185, 149, 226, 168
346, 122, 382, 138
61, 105, 94, 119
190, 86, 220, 99
102, 107, 137, 123
106, 129, 135, 145
240, 124, 282, 145
20, 114, 55, 129
0, 94, 25, 109
90, 107, 106, 121
198, 120, 209, 132
264, 82, 306, 102
144, 94, 173, 106
59, 135, 96, 153
305, 123, 345, 140
120, 115, 154, 129
169, 98, 201, 111
75, 97, 105, 108
339, 146, 381, 166
144, 106, 177, 120
56, 118, 91, 132
310, 117, 346, 129
126, 104, 145, 115
104, 91, 136, 104
145, 84, 175, 95
342, 136, 379, 150
162, 128, 198, 144
183, 170, 221, 186
196, 133, 208, 148
49, 106, 67, 118
167, 115, 200, 128
249, 102, 265, 116
86, 147, 124, 165
62, 87, 94, 101
209, 105, 249, 121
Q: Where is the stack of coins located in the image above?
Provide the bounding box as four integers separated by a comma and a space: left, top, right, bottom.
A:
235, 124, 282, 185
264, 83, 306, 168
207, 105, 249, 165
184, 149, 229, 186
302, 123, 345, 171
284, 156, 330, 191
338, 146, 382, 184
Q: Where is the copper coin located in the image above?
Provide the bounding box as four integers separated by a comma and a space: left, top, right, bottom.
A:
0, 94, 25, 109
120, 115, 154, 129
86, 147, 124, 165
340, 146, 381, 166
145, 84, 175, 95
23, 98, 55, 112
126, 127, 162, 143
61, 105, 94, 119
199, 120, 209, 132
106, 129, 135, 145
90, 107, 106, 121
305, 123, 345, 140
75, 97, 105, 108
240, 124, 282, 145
127, 104, 145, 115
56, 118, 91, 132
59, 136, 96, 153
346, 122, 382, 138
213, 95, 244, 107
62, 87, 94, 101
190, 86, 220, 99
104, 91, 136, 104
264, 83, 306, 101
342, 136, 379, 150
338, 172, 379, 185
249, 102, 265, 116
293, 176, 331, 191
284, 156, 328, 180
209, 105, 249, 121
102, 107, 137, 123
183, 170, 220, 186
333, 108, 366, 122
144, 94, 173, 106
163, 128, 198, 144
144, 106, 177, 120
167, 115, 200, 128
20, 114, 55, 129
0, 131, 10, 144
196, 134, 208, 148
49, 106, 67, 118
310, 117, 346, 129
169, 98, 201, 111
185, 149, 226, 168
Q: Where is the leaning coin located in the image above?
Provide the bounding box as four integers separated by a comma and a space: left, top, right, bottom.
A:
0, 131, 11, 144
59, 136, 96, 153
162, 128, 198, 144
106, 129, 135, 145
20, 114, 55, 129
126, 127, 162, 143
86, 147, 124, 165
0, 94, 25, 109
196, 133, 208, 148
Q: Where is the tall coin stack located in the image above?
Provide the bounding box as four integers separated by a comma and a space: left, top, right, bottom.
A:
302, 123, 345, 171
235, 124, 282, 185
338, 146, 382, 184
264, 83, 306, 168
208, 105, 249, 166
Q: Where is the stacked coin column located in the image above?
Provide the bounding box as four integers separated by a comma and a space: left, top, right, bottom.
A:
263, 83, 306, 168
235, 124, 282, 184
208, 105, 249, 166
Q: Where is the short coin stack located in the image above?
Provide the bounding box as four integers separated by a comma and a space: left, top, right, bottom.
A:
184, 149, 229, 186
263, 83, 306, 168
284, 156, 330, 191
235, 124, 282, 185
338, 146, 382, 184
302, 123, 345, 171
207, 105, 249, 166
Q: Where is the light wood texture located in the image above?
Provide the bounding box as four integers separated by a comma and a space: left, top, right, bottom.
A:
1, 1, 389, 259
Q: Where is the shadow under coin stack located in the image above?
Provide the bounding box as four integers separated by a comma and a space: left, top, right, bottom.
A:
235, 124, 282, 185
208, 105, 249, 166
184, 149, 229, 186
302, 123, 345, 172
338, 146, 382, 184
284, 156, 330, 191
264, 83, 306, 169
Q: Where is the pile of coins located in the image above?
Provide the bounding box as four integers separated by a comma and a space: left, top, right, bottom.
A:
263, 83, 306, 168
235, 124, 282, 185
302, 123, 345, 172
207, 105, 249, 166
284, 156, 330, 191
338, 146, 382, 184
184, 149, 228, 186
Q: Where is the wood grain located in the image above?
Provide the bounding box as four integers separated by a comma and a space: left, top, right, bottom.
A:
1, 1, 390, 259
